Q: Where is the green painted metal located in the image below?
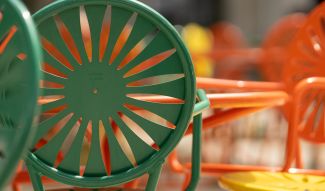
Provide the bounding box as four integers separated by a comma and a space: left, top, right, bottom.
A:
193, 89, 210, 117
0, 0, 41, 189
26, 0, 202, 190
186, 113, 202, 191
146, 162, 164, 191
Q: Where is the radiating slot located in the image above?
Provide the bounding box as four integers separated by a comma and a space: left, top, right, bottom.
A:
118, 29, 159, 70
109, 13, 137, 65
38, 95, 65, 105
39, 103, 67, 118
127, 74, 184, 87
80, 6, 92, 62
126, 94, 184, 104
124, 49, 176, 78
42, 37, 74, 70
40, 80, 64, 89
43, 63, 68, 78
35, 113, 73, 150
54, 117, 80, 167
79, 121, 92, 176
99, 120, 111, 174
124, 104, 175, 129
42, 71, 66, 86
99, 6, 112, 62
110, 117, 137, 167
0, 26, 17, 54
119, 113, 159, 151
55, 16, 82, 65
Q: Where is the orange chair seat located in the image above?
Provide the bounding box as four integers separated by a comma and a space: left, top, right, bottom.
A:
220, 171, 325, 191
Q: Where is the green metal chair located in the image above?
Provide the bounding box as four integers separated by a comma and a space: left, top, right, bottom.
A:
0, 0, 41, 189
25, 0, 209, 190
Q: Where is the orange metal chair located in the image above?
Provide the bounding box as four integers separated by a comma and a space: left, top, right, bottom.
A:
260, 13, 306, 82
170, 2, 325, 190
210, 22, 247, 50
186, 10, 308, 156
169, 82, 290, 190
195, 13, 306, 82
220, 77, 325, 191
209, 22, 251, 80
175, 14, 306, 142
166, 16, 306, 187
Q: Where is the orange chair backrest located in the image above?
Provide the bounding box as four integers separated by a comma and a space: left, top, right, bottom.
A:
261, 13, 306, 82
285, 2, 325, 145
210, 22, 247, 50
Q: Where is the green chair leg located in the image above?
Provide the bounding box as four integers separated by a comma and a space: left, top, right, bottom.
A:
145, 162, 163, 191
186, 113, 202, 191
26, 161, 44, 191
185, 89, 208, 190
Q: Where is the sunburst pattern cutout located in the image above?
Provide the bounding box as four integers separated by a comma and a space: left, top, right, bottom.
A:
285, 4, 325, 143
33, 4, 189, 177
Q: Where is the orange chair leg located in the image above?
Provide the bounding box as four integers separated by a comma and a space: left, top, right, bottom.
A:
182, 172, 191, 191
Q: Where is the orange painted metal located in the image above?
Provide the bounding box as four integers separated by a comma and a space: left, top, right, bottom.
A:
284, 77, 325, 171
207, 91, 288, 108
192, 14, 305, 81
209, 22, 252, 80
204, 48, 262, 62
210, 22, 247, 50
185, 107, 265, 135
197, 77, 285, 91
261, 13, 306, 82
169, 77, 325, 187
12, 167, 53, 191
169, 3, 325, 188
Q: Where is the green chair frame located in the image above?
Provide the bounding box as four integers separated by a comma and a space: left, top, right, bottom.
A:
0, 0, 41, 189
24, 0, 209, 190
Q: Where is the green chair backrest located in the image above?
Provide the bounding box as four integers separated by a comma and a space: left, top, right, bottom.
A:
25, 0, 208, 190
0, 0, 41, 189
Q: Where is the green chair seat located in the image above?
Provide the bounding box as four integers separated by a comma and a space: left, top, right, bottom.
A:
0, 0, 41, 189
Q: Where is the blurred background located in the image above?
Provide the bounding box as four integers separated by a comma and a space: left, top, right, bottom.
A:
14, 0, 325, 190
23, 0, 319, 42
